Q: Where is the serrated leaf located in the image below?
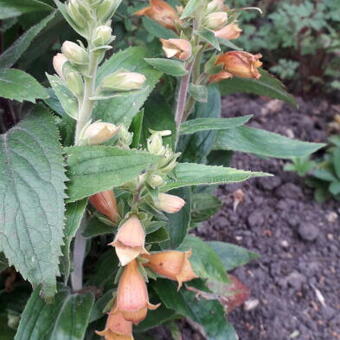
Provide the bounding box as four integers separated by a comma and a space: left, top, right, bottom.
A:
0, 0, 53, 20
0, 11, 55, 69
219, 69, 297, 106
94, 47, 162, 127
207, 241, 259, 271
46, 74, 78, 119
180, 115, 252, 135
142, 16, 178, 39
213, 126, 325, 159
163, 163, 270, 191
0, 69, 49, 103
144, 58, 187, 77
196, 29, 221, 51
15, 288, 94, 340
0, 106, 66, 298
65, 146, 159, 202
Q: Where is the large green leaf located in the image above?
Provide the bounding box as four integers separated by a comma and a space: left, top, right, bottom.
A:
144, 58, 187, 77
178, 236, 228, 283
0, 11, 55, 69
208, 241, 259, 271
94, 47, 162, 127
0, 0, 53, 20
0, 106, 66, 298
0, 69, 49, 103
213, 126, 325, 159
15, 288, 94, 340
65, 146, 159, 202
154, 280, 238, 340
180, 115, 252, 135
219, 69, 297, 106
163, 162, 269, 191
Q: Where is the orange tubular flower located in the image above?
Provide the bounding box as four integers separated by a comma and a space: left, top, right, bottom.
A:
160, 38, 192, 60
135, 0, 179, 30
89, 190, 119, 223
115, 260, 160, 324
111, 216, 148, 266
215, 51, 263, 79
214, 23, 242, 40
143, 250, 198, 289
96, 310, 134, 340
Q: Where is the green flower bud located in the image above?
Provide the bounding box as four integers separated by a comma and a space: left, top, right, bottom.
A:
204, 12, 228, 30
206, 0, 226, 13
65, 71, 83, 97
148, 174, 164, 188
96, 0, 122, 23
101, 71, 146, 92
93, 25, 113, 46
67, 0, 92, 29
61, 41, 88, 65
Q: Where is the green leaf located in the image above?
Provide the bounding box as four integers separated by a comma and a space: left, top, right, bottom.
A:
219, 69, 297, 106
0, 252, 9, 272
162, 188, 192, 249
208, 241, 259, 271
146, 227, 170, 243
60, 199, 87, 281
181, 0, 205, 19
65, 146, 159, 202
0, 0, 53, 20
196, 29, 221, 51
180, 115, 252, 135
0, 11, 55, 69
144, 58, 187, 77
189, 83, 208, 103
163, 162, 270, 191
329, 181, 340, 195
333, 148, 340, 179
142, 17, 178, 39
178, 236, 229, 283
213, 126, 325, 159
46, 74, 78, 119
0, 69, 49, 103
94, 47, 162, 127
191, 193, 221, 223
82, 216, 113, 238
15, 288, 94, 340
0, 106, 66, 298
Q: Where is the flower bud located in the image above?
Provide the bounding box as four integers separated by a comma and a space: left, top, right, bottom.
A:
160, 38, 192, 61
82, 121, 120, 145
111, 216, 148, 266
215, 51, 263, 79
65, 70, 83, 97
53, 53, 68, 78
143, 250, 198, 289
214, 23, 242, 40
204, 12, 228, 30
101, 71, 146, 92
135, 0, 179, 31
155, 193, 185, 214
206, 0, 226, 12
61, 41, 88, 65
93, 25, 113, 47
89, 190, 119, 223
147, 174, 164, 188
115, 260, 160, 324
96, 0, 122, 23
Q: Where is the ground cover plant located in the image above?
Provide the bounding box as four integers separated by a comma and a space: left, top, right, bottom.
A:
0, 0, 326, 339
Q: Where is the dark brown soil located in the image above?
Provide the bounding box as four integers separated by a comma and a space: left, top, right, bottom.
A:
197, 95, 340, 340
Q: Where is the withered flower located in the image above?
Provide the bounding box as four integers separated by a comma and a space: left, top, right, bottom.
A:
115, 260, 160, 324
111, 216, 148, 266
143, 250, 198, 289
135, 0, 179, 31
214, 23, 242, 40
215, 51, 263, 79
89, 190, 119, 223
160, 38, 192, 60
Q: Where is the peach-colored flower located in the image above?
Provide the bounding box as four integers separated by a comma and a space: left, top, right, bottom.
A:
110, 216, 148, 266
53, 53, 67, 78
143, 250, 198, 289
135, 0, 179, 30
115, 260, 160, 324
89, 190, 119, 223
155, 193, 185, 214
215, 51, 263, 79
214, 23, 242, 40
160, 38, 192, 60
96, 310, 134, 340
209, 71, 233, 83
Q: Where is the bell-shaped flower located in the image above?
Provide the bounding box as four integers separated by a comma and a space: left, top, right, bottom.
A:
160, 39, 192, 60
111, 216, 148, 266
143, 250, 198, 289
81, 121, 120, 145
155, 193, 185, 214
204, 12, 228, 30
115, 260, 160, 324
53, 53, 68, 79
215, 51, 263, 79
214, 23, 242, 40
89, 190, 119, 223
135, 0, 179, 31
